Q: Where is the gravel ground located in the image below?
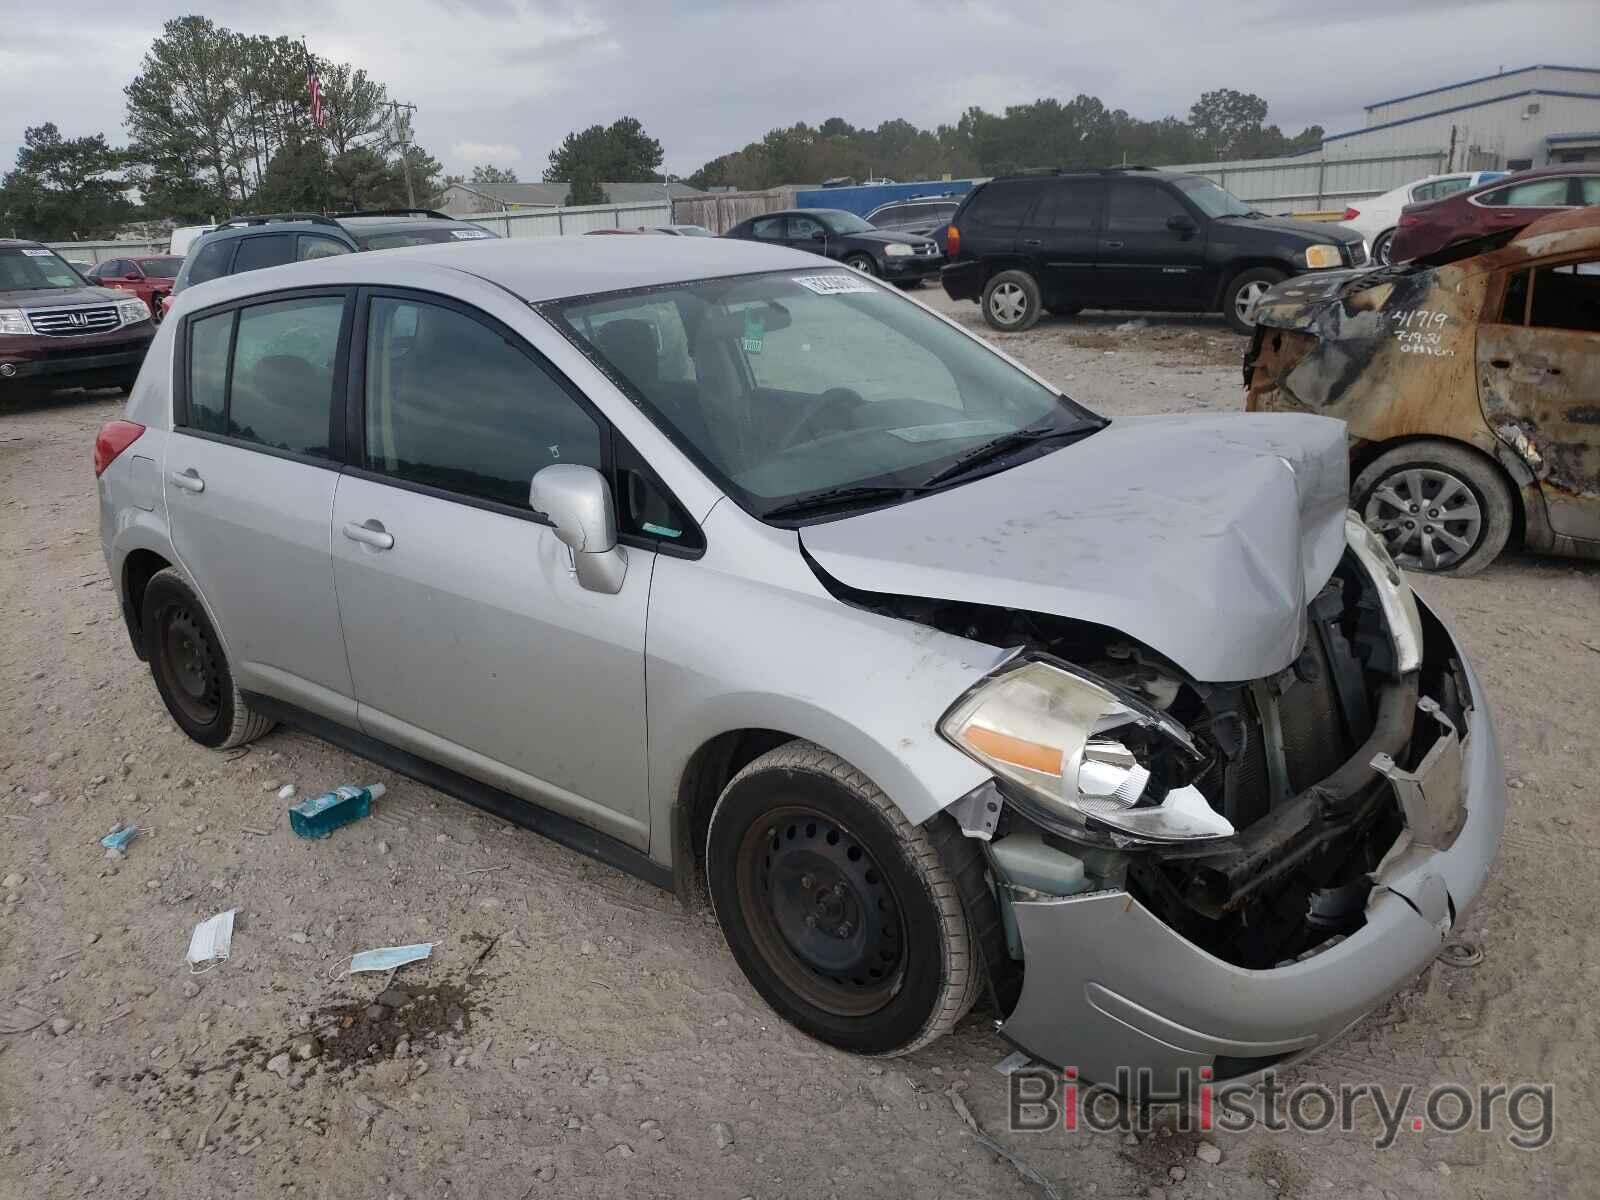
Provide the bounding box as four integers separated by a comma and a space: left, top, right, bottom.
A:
2, 296, 1596, 1200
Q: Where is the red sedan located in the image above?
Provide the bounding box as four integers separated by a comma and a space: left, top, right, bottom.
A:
81, 255, 184, 320
1390, 166, 1600, 262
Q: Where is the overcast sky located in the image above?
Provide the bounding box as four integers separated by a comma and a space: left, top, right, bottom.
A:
1, 0, 1593, 181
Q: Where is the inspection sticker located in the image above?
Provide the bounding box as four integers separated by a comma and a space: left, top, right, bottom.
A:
794, 273, 875, 296
450, 228, 493, 239
21, 248, 53, 256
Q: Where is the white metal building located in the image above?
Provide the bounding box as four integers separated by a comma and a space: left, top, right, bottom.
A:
1323, 64, 1600, 170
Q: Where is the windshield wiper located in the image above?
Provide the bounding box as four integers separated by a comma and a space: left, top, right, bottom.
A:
762, 484, 929, 521
920, 424, 1091, 489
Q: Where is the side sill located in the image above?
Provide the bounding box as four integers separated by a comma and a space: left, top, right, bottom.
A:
241, 691, 675, 892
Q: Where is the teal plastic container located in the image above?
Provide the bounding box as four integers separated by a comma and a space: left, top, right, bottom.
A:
289, 784, 385, 839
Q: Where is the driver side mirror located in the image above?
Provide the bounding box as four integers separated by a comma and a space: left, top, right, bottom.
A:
530, 464, 627, 594
1167, 214, 1197, 238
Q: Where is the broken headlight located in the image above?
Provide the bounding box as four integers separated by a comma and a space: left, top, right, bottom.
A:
939, 656, 1234, 844
1345, 510, 1423, 673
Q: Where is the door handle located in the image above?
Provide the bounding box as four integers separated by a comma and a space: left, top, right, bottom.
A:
1489, 358, 1512, 369
1022, 238, 1042, 247
168, 468, 204, 493
1103, 240, 1124, 249
343, 520, 394, 550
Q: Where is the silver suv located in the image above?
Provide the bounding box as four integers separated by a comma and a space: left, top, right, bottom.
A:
97, 236, 1505, 1094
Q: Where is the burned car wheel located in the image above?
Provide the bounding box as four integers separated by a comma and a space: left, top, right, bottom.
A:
706, 741, 981, 1056
982, 270, 1042, 332
1354, 442, 1514, 575
1222, 267, 1286, 335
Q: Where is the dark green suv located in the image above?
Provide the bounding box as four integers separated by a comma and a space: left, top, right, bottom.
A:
940, 168, 1367, 335
167, 210, 497, 312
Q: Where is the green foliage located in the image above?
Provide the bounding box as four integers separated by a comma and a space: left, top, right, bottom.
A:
688, 90, 1327, 189
0, 123, 134, 240
470, 164, 518, 184
123, 15, 442, 218
545, 117, 663, 205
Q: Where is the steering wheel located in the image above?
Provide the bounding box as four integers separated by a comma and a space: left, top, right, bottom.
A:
774, 387, 867, 451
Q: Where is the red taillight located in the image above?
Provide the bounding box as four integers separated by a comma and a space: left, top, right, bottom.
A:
1398, 212, 1420, 228
945, 224, 959, 257
94, 420, 145, 476
1342, 207, 1360, 220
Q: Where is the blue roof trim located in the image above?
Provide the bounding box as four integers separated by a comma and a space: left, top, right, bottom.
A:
1327, 89, 1600, 142
1364, 64, 1600, 111
1546, 130, 1600, 143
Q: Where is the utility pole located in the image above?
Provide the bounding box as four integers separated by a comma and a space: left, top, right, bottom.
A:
389, 100, 419, 208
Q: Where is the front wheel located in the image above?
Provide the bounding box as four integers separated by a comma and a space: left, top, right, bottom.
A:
1353, 442, 1515, 575
706, 741, 981, 1056
1222, 266, 1286, 335
843, 253, 878, 277
1371, 229, 1395, 266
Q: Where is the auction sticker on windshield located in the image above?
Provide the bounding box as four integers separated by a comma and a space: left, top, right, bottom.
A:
21, 248, 53, 256
794, 273, 875, 295
450, 229, 493, 239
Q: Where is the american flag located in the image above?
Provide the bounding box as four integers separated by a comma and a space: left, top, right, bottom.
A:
307, 63, 326, 129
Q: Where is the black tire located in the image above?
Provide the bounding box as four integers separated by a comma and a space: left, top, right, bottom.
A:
843, 253, 878, 277
1353, 442, 1515, 576
981, 269, 1042, 332
1371, 229, 1395, 266
141, 567, 274, 748
1045, 303, 1083, 317
1222, 266, 1287, 335
706, 740, 981, 1057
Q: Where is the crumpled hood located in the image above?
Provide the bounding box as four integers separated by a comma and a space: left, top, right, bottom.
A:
801, 412, 1351, 683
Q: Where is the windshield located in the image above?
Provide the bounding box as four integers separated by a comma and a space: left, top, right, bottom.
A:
1173, 177, 1252, 218
545, 268, 1101, 518
356, 226, 495, 250
0, 247, 85, 291
140, 257, 183, 278
817, 210, 873, 234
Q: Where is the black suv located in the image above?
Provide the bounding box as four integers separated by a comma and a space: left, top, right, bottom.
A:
940, 168, 1367, 334
1, 240, 155, 403
169, 209, 497, 308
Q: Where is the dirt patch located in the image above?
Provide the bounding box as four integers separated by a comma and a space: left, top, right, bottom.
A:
309, 979, 480, 1066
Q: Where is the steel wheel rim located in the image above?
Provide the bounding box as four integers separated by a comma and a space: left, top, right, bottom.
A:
1363, 467, 1483, 570
156, 602, 222, 725
989, 282, 1028, 325
1234, 280, 1269, 325
734, 805, 905, 1017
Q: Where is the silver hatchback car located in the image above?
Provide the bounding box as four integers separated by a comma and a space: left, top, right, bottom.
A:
97, 236, 1504, 1095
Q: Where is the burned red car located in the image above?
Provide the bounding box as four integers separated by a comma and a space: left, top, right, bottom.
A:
1389, 165, 1600, 263
1246, 208, 1600, 575
82, 255, 184, 320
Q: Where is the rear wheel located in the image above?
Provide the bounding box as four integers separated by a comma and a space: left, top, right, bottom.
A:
982, 269, 1042, 332
1353, 442, 1515, 575
1371, 229, 1395, 266
1222, 266, 1286, 335
706, 741, 981, 1056
141, 567, 274, 748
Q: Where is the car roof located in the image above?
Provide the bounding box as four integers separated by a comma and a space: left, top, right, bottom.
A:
175, 234, 827, 307
336, 214, 476, 232
0, 238, 46, 249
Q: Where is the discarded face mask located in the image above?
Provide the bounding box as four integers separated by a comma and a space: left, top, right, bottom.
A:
187, 909, 237, 973
349, 943, 432, 974
100, 826, 137, 851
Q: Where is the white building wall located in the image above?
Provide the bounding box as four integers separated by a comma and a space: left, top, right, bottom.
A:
1328, 93, 1600, 168
1365, 66, 1600, 126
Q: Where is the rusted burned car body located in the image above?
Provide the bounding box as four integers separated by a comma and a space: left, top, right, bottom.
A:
1246, 208, 1600, 571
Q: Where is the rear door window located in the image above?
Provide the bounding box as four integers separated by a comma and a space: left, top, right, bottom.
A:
1478, 178, 1571, 207
748, 217, 786, 240
963, 182, 1037, 228
298, 234, 351, 261
1528, 258, 1600, 333
187, 239, 234, 285
232, 235, 296, 274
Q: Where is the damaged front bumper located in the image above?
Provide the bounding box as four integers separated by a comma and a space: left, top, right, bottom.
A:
996, 598, 1504, 1095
